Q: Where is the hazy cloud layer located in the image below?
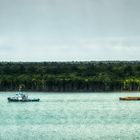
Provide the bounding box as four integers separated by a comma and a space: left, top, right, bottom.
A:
0, 0, 140, 61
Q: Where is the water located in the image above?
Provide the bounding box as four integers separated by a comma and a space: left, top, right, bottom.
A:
0, 92, 140, 140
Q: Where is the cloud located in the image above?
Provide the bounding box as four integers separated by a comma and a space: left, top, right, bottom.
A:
0, 36, 140, 61
76, 38, 140, 60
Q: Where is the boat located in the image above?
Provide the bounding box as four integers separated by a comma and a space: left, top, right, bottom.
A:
119, 97, 140, 101
7, 92, 40, 102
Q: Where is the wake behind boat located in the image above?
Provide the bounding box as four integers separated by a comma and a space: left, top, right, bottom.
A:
7, 92, 40, 102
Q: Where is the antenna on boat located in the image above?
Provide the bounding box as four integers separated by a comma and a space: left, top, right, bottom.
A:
19, 85, 22, 92
18, 84, 25, 93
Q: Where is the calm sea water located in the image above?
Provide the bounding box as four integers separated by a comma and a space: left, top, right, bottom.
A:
0, 92, 140, 140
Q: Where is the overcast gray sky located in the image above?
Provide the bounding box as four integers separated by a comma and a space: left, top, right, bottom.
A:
0, 0, 140, 61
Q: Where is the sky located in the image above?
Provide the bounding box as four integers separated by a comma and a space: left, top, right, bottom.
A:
0, 0, 140, 61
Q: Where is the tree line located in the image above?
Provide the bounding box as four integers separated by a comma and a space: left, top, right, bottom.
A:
0, 61, 140, 92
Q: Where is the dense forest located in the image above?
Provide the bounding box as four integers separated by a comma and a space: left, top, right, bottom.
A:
0, 61, 140, 92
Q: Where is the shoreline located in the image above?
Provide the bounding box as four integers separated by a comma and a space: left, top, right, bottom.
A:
0, 90, 140, 93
